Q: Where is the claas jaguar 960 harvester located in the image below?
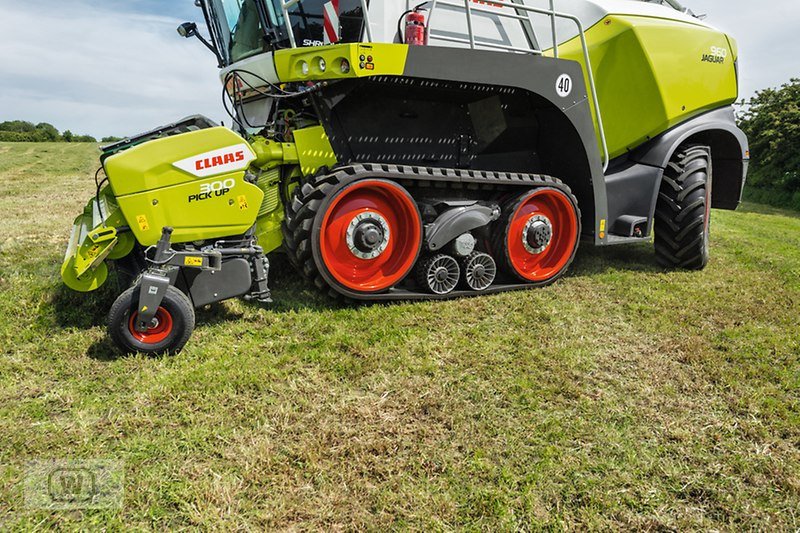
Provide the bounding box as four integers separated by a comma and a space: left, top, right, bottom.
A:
61, 0, 749, 354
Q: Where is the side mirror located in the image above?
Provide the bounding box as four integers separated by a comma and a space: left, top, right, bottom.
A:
176, 21, 224, 67
177, 22, 198, 38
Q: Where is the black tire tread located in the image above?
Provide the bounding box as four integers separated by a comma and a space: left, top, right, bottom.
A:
654, 145, 712, 270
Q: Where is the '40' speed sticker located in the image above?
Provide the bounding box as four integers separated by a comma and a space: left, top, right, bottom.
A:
556, 74, 573, 98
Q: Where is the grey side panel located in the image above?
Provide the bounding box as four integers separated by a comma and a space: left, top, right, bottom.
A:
604, 162, 663, 238
185, 258, 252, 308
629, 106, 749, 210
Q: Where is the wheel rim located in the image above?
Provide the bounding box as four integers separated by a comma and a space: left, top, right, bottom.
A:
128, 307, 174, 344
464, 253, 496, 291
506, 188, 578, 282
319, 180, 422, 292
425, 255, 460, 295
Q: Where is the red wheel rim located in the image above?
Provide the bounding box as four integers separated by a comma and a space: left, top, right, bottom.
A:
506, 188, 579, 282
319, 180, 422, 292
128, 307, 174, 344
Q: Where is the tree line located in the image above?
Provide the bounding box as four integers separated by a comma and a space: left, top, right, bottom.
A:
2, 81, 798, 210
0, 120, 122, 143
737, 78, 800, 211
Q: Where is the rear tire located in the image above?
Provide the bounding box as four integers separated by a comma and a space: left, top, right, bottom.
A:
108, 285, 195, 355
654, 145, 712, 270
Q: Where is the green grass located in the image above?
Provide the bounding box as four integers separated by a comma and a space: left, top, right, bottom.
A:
1, 141, 798, 530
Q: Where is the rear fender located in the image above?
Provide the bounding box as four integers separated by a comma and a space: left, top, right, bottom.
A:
629, 107, 749, 210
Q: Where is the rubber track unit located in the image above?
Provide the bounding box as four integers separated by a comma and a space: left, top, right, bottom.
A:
654, 145, 712, 270
282, 164, 581, 301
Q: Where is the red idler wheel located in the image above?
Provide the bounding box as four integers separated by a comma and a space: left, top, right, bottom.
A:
128, 308, 174, 344
500, 187, 580, 283
317, 179, 422, 293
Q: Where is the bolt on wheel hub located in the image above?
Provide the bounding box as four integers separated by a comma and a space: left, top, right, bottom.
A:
434, 266, 450, 283
346, 211, 390, 259
523, 215, 553, 254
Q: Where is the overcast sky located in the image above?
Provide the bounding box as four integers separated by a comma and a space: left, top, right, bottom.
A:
0, 0, 797, 138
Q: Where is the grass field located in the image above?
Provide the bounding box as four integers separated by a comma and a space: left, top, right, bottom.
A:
1, 142, 798, 530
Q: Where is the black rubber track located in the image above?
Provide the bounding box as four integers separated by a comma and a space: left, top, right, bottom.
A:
654, 145, 712, 270
282, 163, 581, 301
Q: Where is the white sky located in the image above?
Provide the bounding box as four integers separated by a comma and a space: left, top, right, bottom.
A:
0, 0, 222, 138
0, 0, 797, 138
688, 0, 800, 105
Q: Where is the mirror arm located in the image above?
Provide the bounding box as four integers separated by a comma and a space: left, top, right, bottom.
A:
194, 33, 224, 68
179, 22, 225, 68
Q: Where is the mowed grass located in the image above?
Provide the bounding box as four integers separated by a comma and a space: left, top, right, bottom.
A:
0, 141, 798, 530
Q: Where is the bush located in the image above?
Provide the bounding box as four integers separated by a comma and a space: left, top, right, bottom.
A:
738, 79, 800, 210
0, 131, 37, 142
743, 187, 800, 212
0, 120, 100, 143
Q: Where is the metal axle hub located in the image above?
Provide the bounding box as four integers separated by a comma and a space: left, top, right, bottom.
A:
434, 266, 450, 283
346, 211, 390, 260
523, 215, 553, 254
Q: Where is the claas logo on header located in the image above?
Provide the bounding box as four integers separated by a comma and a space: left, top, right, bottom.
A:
195, 150, 245, 171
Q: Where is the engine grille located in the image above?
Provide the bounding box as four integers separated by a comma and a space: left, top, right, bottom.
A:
256, 168, 281, 217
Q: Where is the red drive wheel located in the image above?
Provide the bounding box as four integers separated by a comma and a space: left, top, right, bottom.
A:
500, 187, 580, 283
317, 179, 422, 293
127, 308, 174, 344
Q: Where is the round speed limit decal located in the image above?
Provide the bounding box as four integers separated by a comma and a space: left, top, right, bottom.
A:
556, 74, 573, 98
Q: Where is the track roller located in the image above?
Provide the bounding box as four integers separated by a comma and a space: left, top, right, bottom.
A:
460, 252, 497, 291
417, 254, 461, 295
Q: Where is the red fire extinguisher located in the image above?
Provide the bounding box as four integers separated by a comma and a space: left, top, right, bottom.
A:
404, 10, 428, 46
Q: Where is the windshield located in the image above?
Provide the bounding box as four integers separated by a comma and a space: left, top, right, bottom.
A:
206, 0, 367, 64
265, 0, 366, 48
209, 0, 268, 64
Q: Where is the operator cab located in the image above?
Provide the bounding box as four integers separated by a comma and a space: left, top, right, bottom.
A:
191, 0, 699, 69
200, 0, 368, 66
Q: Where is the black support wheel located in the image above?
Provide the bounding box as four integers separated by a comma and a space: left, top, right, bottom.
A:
108, 285, 195, 355
460, 252, 497, 291
654, 145, 712, 270
417, 254, 460, 295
